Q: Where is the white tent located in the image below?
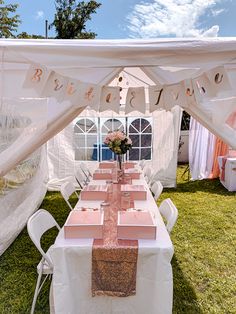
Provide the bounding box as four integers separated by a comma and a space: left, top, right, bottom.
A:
0, 38, 236, 255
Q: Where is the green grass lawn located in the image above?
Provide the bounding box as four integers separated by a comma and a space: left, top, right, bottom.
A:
0, 165, 235, 313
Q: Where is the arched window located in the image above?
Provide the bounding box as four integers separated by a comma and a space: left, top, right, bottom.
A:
74, 118, 98, 160
100, 118, 125, 161
128, 118, 152, 160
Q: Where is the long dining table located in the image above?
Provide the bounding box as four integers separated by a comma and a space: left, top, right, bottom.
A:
50, 168, 174, 314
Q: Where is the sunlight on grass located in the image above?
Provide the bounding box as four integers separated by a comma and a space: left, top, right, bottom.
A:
0, 165, 235, 313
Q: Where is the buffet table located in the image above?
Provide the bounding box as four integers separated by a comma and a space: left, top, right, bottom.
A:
218, 156, 236, 191
50, 168, 174, 314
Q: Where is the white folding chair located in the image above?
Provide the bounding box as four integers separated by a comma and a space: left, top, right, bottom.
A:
27, 209, 61, 314
159, 198, 178, 233
143, 166, 152, 184
75, 169, 86, 189
139, 159, 146, 169
60, 181, 80, 210
80, 163, 92, 184
151, 181, 163, 201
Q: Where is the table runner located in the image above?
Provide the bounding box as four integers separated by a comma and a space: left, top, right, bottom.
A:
92, 183, 138, 297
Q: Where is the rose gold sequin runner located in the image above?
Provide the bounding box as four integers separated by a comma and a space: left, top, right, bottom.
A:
92, 183, 138, 297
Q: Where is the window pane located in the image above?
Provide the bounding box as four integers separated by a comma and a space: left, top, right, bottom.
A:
91, 144, 99, 161
87, 135, 97, 147
141, 148, 151, 160
129, 123, 138, 133
76, 119, 86, 132
129, 148, 140, 160
101, 148, 113, 161
140, 118, 151, 132
75, 148, 86, 160
141, 134, 152, 146
86, 148, 96, 161
74, 134, 85, 147
130, 119, 140, 132
130, 135, 139, 147
88, 124, 97, 133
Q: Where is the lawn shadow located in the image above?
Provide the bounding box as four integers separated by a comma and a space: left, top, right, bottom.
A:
172, 255, 203, 314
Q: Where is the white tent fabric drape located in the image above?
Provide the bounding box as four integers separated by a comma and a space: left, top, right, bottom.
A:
189, 118, 215, 180
47, 107, 182, 189
0, 147, 47, 255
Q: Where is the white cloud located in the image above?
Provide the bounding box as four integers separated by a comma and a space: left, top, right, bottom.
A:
35, 10, 45, 20
127, 0, 228, 38
211, 8, 225, 16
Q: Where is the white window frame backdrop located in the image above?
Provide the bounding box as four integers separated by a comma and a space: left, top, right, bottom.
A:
74, 116, 153, 162
74, 118, 98, 161
127, 117, 152, 161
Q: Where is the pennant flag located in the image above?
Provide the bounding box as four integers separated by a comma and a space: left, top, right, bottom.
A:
42, 71, 68, 102
182, 79, 197, 108
99, 86, 120, 113
23, 63, 51, 95
192, 73, 217, 102
63, 78, 83, 106
163, 83, 187, 111
206, 66, 231, 94
76, 82, 102, 110
125, 87, 146, 114
149, 84, 165, 112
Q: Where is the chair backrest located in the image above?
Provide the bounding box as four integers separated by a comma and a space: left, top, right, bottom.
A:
159, 198, 178, 233
143, 166, 152, 183
139, 159, 146, 169
80, 163, 92, 177
75, 169, 85, 189
27, 209, 60, 268
151, 181, 163, 201
60, 181, 79, 210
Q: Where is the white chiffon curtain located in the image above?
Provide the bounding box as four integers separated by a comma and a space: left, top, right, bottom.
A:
189, 118, 216, 180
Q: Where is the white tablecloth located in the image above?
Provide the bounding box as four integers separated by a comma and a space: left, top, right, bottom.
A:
218, 156, 236, 191
50, 177, 174, 314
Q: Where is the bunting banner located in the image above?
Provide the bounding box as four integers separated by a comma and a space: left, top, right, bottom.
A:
149, 85, 165, 112
206, 66, 231, 94
163, 83, 187, 111
100, 86, 120, 113
42, 71, 68, 102
192, 73, 217, 102
181, 79, 197, 108
125, 87, 146, 114
23, 62, 233, 114
23, 63, 51, 95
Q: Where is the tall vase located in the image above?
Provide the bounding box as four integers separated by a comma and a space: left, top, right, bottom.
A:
117, 154, 122, 170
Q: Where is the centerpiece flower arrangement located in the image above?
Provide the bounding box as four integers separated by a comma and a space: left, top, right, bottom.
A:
104, 131, 132, 169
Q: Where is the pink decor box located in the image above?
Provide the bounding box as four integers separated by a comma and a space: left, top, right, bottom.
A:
80, 185, 108, 200
93, 169, 112, 180
123, 162, 137, 169
117, 211, 156, 240
124, 169, 140, 179
121, 184, 147, 200
99, 161, 116, 169
64, 210, 104, 239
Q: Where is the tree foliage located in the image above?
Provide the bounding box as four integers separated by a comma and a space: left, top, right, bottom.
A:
0, 0, 21, 38
16, 32, 44, 39
51, 0, 101, 39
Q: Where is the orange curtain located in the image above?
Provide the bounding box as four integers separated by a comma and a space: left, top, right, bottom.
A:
209, 138, 228, 179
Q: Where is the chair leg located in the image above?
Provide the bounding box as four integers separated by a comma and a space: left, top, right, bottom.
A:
31, 268, 43, 314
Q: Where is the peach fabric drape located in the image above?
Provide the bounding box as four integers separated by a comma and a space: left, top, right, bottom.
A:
209, 138, 228, 179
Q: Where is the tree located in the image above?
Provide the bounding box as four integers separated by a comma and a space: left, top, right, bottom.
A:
0, 0, 21, 38
51, 0, 101, 39
17, 32, 44, 39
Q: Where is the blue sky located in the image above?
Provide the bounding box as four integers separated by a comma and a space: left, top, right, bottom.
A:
4, 0, 236, 38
